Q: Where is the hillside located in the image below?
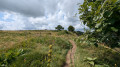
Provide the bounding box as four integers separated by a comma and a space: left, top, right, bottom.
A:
0, 30, 77, 67
0, 30, 120, 67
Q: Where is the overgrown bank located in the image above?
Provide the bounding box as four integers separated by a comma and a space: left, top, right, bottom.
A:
74, 36, 120, 67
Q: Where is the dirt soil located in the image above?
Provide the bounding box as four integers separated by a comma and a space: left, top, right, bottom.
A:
64, 40, 77, 67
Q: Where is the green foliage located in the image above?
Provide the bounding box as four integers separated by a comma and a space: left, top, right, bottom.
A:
19, 39, 36, 48
79, 0, 120, 47
0, 31, 72, 67
75, 36, 120, 67
75, 31, 83, 36
0, 49, 24, 66
97, 49, 120, 67
55, 25, 64, 31
57, 30, 70, 35
55, 37, 71, 49
68, 25, 75, 32
10, 52, 48, 67
84, 57, 110, 67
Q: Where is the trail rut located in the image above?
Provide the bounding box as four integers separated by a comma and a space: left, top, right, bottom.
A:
64, 40, 77, 67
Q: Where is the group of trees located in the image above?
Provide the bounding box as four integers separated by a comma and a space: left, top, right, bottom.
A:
55, 25, 75, 32
79, 0, 120, 47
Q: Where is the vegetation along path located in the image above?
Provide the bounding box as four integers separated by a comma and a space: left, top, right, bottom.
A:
64, 40, 77, 67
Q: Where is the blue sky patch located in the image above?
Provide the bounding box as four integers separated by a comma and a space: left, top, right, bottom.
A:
0, 12, 4, 21
0, 12, 14, 22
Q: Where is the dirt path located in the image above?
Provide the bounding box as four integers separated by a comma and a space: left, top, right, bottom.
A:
64, 40, 77, 67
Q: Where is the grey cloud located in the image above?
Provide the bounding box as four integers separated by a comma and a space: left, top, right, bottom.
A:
59, 0, 82, 16
0, 0, 82, 17
24, 22, 37, 30
45, 0, 59, 14
34, 23, 48, 27
22, 18, 37, 30
67, 17, 79, 22
0, 0, 59, 17
0, 0, 85, 31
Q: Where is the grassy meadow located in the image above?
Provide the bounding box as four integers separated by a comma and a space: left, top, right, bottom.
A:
0, 30, 120, 67
0, 30, 76, 67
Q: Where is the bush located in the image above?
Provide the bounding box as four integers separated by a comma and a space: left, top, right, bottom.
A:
68, 25, 75, 32
57, 30, 70, 35
55, 25, 64, 31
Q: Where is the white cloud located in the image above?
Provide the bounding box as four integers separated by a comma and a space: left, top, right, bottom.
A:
0, 12, 25, 30
3, 12, 11, 20
0, 0, 86, 31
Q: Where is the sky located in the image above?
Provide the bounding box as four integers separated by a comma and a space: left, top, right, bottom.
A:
0, 0, 86, 31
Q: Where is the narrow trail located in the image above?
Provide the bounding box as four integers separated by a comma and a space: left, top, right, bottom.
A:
64, 40, 77, 67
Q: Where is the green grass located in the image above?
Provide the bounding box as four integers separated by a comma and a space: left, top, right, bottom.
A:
74, 45, 91, 67
0, 30, 73, 67
1, 31, 119, 67
74, 36, 120, 67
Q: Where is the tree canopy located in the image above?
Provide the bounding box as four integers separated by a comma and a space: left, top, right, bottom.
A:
68, 25, 75, 32
79, 0, 120, 47
55, 25, 64, 31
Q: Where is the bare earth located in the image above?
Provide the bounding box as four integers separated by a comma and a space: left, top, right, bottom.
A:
64, 40, 77, 67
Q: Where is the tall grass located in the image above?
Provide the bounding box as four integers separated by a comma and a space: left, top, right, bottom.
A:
74, 36, 120, 67
0, 31, 72, 67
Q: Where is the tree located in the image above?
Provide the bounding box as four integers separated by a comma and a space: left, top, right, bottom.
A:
68, 25, 75, 32
55, 25, 64, 31
78, 0, 120, 47
75, 31, 83, 36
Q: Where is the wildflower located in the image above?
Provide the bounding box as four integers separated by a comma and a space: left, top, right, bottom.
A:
49, 45, 53, 49
49, 49, 52, 53
48, 59, 51, 63
48, 54, 51, 57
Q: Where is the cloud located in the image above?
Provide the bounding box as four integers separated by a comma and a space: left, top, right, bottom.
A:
0, 23, 4, 29
0, 12, 25, 30
3, 12, 10, 20
0, 0, 59, 17
0, 0, 86, 31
